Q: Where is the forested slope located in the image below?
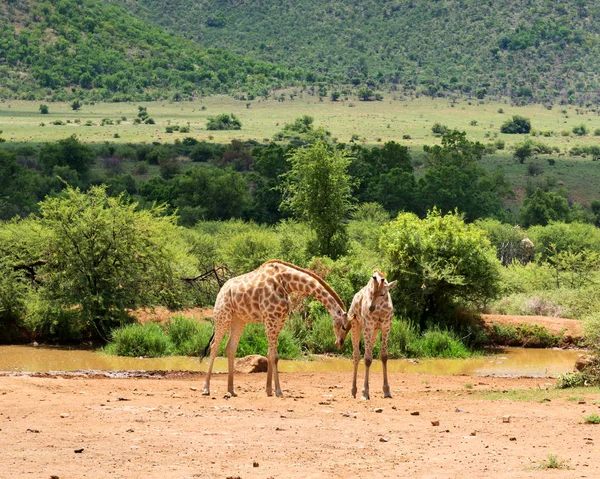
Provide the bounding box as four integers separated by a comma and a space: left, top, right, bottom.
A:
119, 0, 600, 103
0, 0, 299, 101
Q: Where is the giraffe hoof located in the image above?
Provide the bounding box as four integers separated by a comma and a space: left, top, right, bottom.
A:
361, 395, 370, 401
384, 393, 393, 399
202, 389, 210, 396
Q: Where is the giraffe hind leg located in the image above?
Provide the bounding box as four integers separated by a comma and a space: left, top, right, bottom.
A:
202, 314, 230, 396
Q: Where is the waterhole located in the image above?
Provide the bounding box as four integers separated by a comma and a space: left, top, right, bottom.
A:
0, 345, 583, 377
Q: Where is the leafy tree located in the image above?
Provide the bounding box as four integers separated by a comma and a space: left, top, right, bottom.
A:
71, 99, 82, 111
39, 104, 49, 114
37, 185, 189, 339
419, 131, 512, 221
358, 86, 374, 101
520, 188, 571, 227
38, 135, 95, 180
0, 150, 40, 219
206, 113, 242, 130
281, 140, 354, 258
380, 209, 501, 329
514, 139, 533, 164
500, 115, 531, 134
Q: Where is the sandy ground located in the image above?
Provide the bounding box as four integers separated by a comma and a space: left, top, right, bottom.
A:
1, 368, 599, 479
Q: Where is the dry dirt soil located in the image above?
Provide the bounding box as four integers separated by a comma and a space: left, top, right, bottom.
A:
1, 368, 599, 479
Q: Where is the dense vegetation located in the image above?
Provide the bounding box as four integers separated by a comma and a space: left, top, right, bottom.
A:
2, 119, 600, 362
120, 0, 600, 103
0, 0, 299, 101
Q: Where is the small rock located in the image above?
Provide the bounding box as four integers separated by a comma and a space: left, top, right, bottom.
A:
26, 428, 40, 433
509, 437, 517, 441
74, 448, 84, 453
431, 420, 440, 426
50, 476, 59, 479
117, 397, 130, 401
379, 437, 389, 443
190, 387, 197, 391
223, 393, 232, 399
374, 408, 384, 413
502, 415, 511, 423
253, 462, 259, 467
470, 431, 476, 436
455, 408, 466, 413
60, 413, 70, 419
410, 411, 420, 416
126, 429, 134, 433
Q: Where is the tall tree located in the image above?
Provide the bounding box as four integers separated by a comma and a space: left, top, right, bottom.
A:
281, 140, 354, 258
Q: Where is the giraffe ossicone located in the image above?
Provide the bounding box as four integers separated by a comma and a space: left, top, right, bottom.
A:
202, 260, 347, 397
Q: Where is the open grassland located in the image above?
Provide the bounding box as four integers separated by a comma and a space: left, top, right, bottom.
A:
2, 94, 600, 202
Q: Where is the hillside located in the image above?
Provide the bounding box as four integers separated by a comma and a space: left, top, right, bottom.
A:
0, 0, 299, 101
118, 0, 600, 103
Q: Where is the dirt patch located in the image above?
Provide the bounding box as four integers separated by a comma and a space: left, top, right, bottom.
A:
481, 314, 583, 344
2, 370, 599, 478
131, 307, 213, 324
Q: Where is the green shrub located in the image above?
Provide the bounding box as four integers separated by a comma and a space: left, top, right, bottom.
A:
409, 328, 470, 358
500, 115, 531, 134
105, 322, 170, 357
380, 209, 501, 329
166, 316, 213, 356
555, 372, 586, 389
583, 413, 600, 424
206, 113, 242, 130
235, 323, 301, 359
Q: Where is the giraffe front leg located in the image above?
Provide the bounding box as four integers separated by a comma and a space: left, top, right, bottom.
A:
350, 325, 362, 398
381, 328, 392, 398
362, 329, 376, 400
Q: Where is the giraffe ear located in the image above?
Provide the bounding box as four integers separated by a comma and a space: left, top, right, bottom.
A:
388, 280, 397, 290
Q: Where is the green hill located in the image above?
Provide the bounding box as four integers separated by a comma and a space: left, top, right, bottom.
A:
118, 0, 600, 104
0, 0, 300, 101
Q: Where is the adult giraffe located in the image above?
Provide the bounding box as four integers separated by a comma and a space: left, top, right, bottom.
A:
334, 270, 396, 400
202, 260, 348, 397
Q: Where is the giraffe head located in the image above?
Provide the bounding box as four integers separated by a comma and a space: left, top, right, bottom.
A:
332, 309, 351, 350
367, 270, 396, 313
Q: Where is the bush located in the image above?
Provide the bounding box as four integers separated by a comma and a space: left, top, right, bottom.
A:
39, 104, 49, 114
572, 124, 589, 136
500, 115, 531, 134
105, 322, 170, 357
380, 209, 501, 328
206, 113, 242, 130
431, 122, 449, 136
166, 316, 214, 356
409, 328, 470, 358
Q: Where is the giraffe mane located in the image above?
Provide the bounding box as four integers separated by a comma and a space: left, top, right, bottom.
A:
264, 260, 346, 311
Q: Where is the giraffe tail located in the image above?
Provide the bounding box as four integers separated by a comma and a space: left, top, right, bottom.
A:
199, 329, 215, 362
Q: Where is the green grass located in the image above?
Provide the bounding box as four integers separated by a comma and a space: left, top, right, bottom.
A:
583, 413, 600, 424
3, 96, 600, 203
476, 386, 597, 402
533, 454, 571, 470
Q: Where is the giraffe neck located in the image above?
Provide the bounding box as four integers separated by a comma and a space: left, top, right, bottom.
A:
283, 270, 344, 317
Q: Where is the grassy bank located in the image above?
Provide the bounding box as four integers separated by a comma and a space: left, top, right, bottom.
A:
104, 315, 474, 360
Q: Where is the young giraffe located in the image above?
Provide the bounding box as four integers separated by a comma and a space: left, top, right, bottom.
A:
202, 260, 348, 397
334, 270, 396, 400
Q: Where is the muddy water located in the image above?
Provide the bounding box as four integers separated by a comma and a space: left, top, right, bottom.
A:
0, 345, 584, 377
